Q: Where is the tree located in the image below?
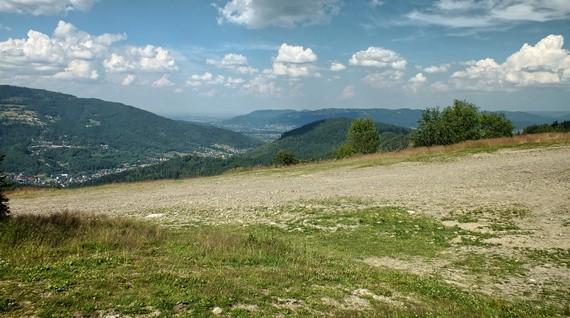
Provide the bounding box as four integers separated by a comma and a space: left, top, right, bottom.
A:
273, 150, 298, 166
440, 100, 481, 144
480, 112, 514, 138
0, 155, 10, 219
412, 100, 514, 147
346, 118, 380, 154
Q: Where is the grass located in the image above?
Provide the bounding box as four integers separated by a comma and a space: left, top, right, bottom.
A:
0, 211, 567, 317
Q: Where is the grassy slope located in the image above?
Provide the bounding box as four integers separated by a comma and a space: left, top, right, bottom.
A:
2, 133, 570, 317
1, 210, 565, 318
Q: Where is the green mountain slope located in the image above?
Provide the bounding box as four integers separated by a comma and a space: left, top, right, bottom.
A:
89, 118, 410, 185
0, 85, 260, 180
240, 118, 410, 165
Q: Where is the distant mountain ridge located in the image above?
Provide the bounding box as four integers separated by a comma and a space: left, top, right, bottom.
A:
0, 85, 260, 185
220, 108, 568, 138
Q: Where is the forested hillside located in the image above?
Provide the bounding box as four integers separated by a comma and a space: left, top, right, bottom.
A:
0, 86, 260, 185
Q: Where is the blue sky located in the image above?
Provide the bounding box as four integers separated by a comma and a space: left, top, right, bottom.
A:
0, 0, 569, 115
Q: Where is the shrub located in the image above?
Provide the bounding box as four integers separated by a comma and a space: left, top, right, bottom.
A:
523, 120, 570, 134
273, 150, 299, 166
346, 118, 380, 154
334, 143, 355, 159
480, 112, 514, 138
411, 100, 514, 147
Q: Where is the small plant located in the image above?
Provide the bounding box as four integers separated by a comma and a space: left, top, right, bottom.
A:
0, 155, 10, 220
273, 150, 299, 166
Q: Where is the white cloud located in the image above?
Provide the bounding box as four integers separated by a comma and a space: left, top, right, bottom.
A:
121, 74, 136, 86
53, 59, 99, 80
349, 47, 407, 70
407, 0, 570, 28
243, 74, 280, 96
186, 72, 228, 87
215, 0, 340, 28
0, 20, 124, 81
152, 74, 174, 88
363, 70, 405, 88
0, 20, 179, 87
423, 63, 450, 73
275, 43, 317, 64
330, 61, 346, 71
407, 72, 427, 92
339, 85, 355, 99
104, 45, 178, 73
451, 34, 570, 90
206, 53, 258, 74
269, 43, 319, 78
0, 0, 95, 15
369, 0, 383, 8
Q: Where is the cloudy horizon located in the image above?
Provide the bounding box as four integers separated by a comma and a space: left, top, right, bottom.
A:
0, 0, 569, 115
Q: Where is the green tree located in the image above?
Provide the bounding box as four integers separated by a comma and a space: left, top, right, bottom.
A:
441, 100, 481, 144
0, 155, 10, 219
346, 118, 380, 154
273, 150, 298, 166
412, 100, 514, 147
480, 112, 514, 138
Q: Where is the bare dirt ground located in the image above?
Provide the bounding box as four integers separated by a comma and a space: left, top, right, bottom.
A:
10, 145, 570, 248
7, 145, 570, 306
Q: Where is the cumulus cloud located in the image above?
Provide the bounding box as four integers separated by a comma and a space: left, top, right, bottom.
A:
407, 72, 427, 92
330, 61, 346, 71
121, 74, 136, 86
152, 74, 174, 88
206, 53, 258, 74
275, 43, 317, 64
270, 43, 319, 77
450, 34, 570, 90
0, 20, 124, 80
349, 47, 407, 70
186, 72, 228, 87
423, 63, 450, 73
0, 20, 179, 87
103, 45, 178, 74
407, 0, 570, 28
242, 74, 280, 96
53, 59, 99, 80
0, 0, 95, 15
215, 0, 340, 28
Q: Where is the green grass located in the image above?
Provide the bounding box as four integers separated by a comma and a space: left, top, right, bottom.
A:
0, 211, 566, 317
451, 254, 527, 279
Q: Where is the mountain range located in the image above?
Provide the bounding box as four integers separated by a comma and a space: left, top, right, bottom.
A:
216, 108, 569, 140
0, 85, 259, 184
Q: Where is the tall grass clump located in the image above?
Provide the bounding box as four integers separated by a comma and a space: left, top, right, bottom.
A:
0, 212, 162, 258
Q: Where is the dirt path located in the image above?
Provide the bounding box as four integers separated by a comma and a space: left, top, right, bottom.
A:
10, 146, 570, 247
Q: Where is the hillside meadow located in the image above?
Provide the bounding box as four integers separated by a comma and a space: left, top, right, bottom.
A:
1, 132, 570, 317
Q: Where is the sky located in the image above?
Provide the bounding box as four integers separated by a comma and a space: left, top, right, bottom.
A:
0, 0, 569, 116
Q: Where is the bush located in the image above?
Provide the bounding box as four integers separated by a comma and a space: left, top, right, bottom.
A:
411, 100, 514, 147
480, 112, 514, 138
0, 155, 9, 220
346, 118, 380, 154
523, 121, 570, 134
273, 150, 299, 166
334, 143, 355, 159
